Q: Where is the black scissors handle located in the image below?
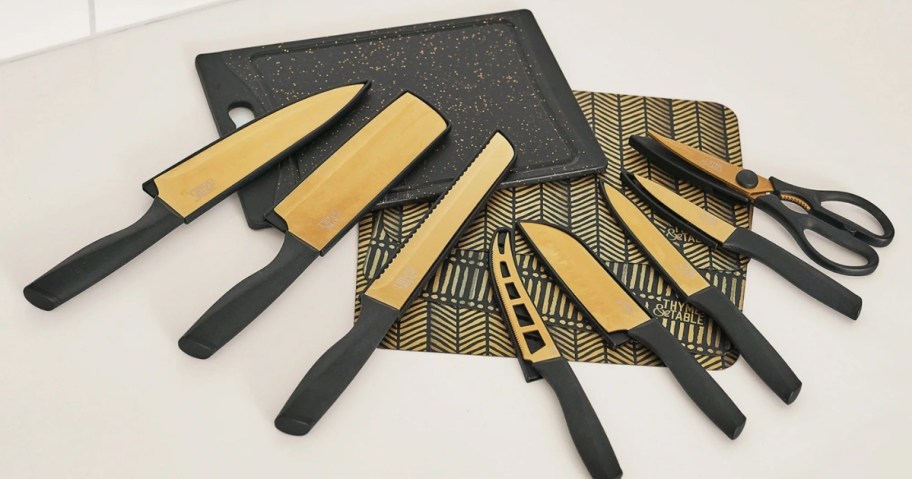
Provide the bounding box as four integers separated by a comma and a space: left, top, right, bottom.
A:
754, 193, 879, 276
770, 177, 895, 247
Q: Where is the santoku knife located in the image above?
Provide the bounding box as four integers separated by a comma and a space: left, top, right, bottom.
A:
601, 183, 802, 404
517, 221, 746, 439
622, 172, 862, 319
274, 132, 516, 435
24, 82, 370, 310
490, 228, 622, 479
178, 92, 449, 359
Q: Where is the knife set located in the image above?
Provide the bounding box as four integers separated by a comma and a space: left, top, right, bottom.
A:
22, 10, 896, 479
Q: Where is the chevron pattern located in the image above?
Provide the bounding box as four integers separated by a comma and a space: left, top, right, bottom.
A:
354, 90, 750, 370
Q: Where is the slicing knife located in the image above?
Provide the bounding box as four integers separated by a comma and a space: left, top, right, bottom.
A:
490, 228, 623, 479
517, 221, 746, 439
177, 92, 449, 359
274, 132, 516, 435
601, 183, 803, 404
622, 172, 862, 319
24, 82, 370, 311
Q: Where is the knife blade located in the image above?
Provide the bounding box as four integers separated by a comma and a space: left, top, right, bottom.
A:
177, 91, 449, 359
274, 132, 516, 436
517, 221, 746, 439
490, 228, 622, 479
23, 82, 369, 311
623, 172, 862, 319
601, 183, 802, 404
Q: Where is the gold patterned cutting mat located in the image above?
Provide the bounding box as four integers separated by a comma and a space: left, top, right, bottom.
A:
354, 90, 750, 370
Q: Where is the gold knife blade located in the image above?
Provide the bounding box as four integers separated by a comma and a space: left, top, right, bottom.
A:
633, 174, 737, 243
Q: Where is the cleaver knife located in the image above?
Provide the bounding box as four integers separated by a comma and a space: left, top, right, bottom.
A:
24, 82, 370, 311
178, 92, 449, 359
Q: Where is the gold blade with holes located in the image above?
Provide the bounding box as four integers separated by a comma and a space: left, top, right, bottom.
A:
517, 221, 651, 334
648, 132, 774, 199
490, 229, 560, 363
633, 174, 737, 243
366, 132, 515, 310
601, 184, 711, 297
149, 82, 368, 219
272, 93, 448, 252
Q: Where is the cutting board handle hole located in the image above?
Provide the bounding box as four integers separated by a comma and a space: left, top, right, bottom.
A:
228, 104, 255, 130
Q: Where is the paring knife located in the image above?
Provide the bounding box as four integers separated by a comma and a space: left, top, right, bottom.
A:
274, 132, 516, 435
622, 172, 862, 319
517, 221, 746, 439
490, 229, 622, 479
601, 183, 803, 404
24, 82, 370, 311
177, 92, 449, 359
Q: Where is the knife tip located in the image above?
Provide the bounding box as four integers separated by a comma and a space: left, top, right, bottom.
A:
23, 283, 60, 311
275, 415, 313, 436
178, 336, 217, 360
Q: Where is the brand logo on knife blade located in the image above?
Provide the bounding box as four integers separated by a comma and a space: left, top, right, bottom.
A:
698, 157, 723, 174
186, 178, 216, 201
318, 209, 341, 230
393, 267, 419, 290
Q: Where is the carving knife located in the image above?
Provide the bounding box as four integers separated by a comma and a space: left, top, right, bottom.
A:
490, 228, 623, 479
622, 172, 862, 319
601, 183, 803, 404
178, 92, 449, 359
24, 82, 370, 311
274, 132, 516, 435
516, 221, 746, 439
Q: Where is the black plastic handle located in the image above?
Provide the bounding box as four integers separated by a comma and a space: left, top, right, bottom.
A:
275, 296, 400, 436
178, 233, 319, 359
535, 358, 624, 479
627, 319, 746, 439
723, 228, 862, 319
24, 198, 183, 310
771, 176, 894, 248
754, 194, 879, 276
688, 286, 802, 404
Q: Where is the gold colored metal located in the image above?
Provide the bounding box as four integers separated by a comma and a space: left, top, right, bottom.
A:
366, 133, 515, 310
779, 193, 811, 211
648, 132, 775, 200
490, 231, 560, 363
154, 83, 367, 218
634, 174, 737, 243
274, 93, 447, 251
519, 222, 650, 333
601, 184, 710, 297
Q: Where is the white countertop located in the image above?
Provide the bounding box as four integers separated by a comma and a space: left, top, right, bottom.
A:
2, 1, 911, 478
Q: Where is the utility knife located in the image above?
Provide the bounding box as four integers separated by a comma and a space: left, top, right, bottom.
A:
601, 183, 802, 404
178, 92, 449, 359
24, 82, 370, 310
622, 172, 862, 319
517, 221, 746, 439
274, 132, 516, 436
490, 228, 623, 479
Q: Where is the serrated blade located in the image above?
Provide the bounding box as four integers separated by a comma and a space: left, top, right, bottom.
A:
633, 174, 737, 243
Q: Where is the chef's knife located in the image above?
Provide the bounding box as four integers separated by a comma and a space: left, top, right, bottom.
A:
274, 132, 516, 435
24, 82, 370, 311
178, 92, 449, 359
490, 229, 622, 479
623, 172, 862, 319
601, 183, 802, 404
517, 221, 746, 439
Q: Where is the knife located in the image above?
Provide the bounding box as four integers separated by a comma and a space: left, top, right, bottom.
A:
274, 132, 516, 435
601, 183, 802, 404
177, 92, 449, 359
490, 229, 623, 479
622, 172, 862, 319
23, 82, 370, 311
516, 221, 746, 439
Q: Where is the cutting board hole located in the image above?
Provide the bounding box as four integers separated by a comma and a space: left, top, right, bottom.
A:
228, 105, 255, 129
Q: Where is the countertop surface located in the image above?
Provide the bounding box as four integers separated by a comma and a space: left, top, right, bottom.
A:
2, 1, 910, 478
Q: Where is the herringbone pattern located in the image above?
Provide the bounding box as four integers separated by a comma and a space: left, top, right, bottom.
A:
354, 90, 750, 370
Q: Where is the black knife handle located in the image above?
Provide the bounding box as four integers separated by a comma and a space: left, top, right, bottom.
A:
723, 228, 862, 319
627, 319, 746, 439
178, 233, 319, 359
275, 296, 400, 436
534, 358, 623, 479
24, 198, 183, 311
688, 287, 802, 404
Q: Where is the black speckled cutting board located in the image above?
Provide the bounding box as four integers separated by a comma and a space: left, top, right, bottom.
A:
196, 10, 605, 229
